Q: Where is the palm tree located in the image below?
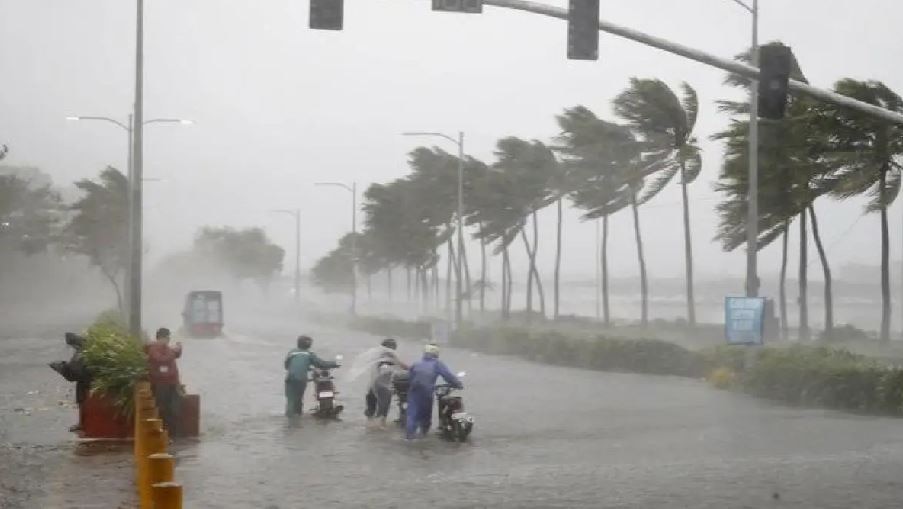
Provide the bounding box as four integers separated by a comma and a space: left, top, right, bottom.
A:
361, 179, 442, 310
555, 106, 636, 325
491, 137, 557, 320
817, 79, 903, 342
468, 165, 526, 320
612, 78, 702, 326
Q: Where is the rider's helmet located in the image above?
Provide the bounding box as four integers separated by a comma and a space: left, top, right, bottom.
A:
297, 335, 313, 350
424, 343, 440, 358
381, 338, 398, 350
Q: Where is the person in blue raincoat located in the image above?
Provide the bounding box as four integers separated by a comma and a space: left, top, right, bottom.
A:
284, 335, 339, 417
405, 343, 462, 439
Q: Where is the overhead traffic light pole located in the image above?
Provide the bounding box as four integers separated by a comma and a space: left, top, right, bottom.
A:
481, 0, 903, 125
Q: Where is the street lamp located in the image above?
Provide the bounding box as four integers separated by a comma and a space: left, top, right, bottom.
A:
272, 209, 302, 302
314, 182, 358, 316
66, 116, 193, 184
66, 114, 192, 334
402, 131, 465, 330
723, 0, 760, 297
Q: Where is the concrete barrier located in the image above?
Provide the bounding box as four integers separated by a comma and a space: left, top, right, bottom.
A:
133, 382, 184, 509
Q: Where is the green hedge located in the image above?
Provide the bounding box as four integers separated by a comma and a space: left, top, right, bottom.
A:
452, 326, 705, 378
350, 316, 704, 378
350, 315, 903, 416
741, 346, 903, 413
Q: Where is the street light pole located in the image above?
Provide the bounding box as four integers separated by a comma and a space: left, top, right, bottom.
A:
131, 0, 145, 338
456, 131, 465, 329
125, 113, 133, 312
314, 182, 357, 316
352, 182, 358, 316
723, 0, 760, 298
273, 209, 301, 302
401, 131, 466, 330
66, 112, 192, 331
745, 0, 760, 298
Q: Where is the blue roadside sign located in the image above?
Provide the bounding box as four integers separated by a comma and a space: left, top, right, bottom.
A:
724, 296, 766, 345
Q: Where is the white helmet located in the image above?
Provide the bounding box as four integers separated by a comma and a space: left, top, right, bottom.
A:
424, 343, 440, 357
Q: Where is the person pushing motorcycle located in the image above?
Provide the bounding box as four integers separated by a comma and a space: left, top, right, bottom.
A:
365, 338, 408, 429
405, 343, 462, 439
284, 335, 340, 417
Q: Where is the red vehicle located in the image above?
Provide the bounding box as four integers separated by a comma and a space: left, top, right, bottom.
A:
182, 290, 224, 338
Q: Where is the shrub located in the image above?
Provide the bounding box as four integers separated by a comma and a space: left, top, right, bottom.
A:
351, 315, 903, 417
700, 345, 748, 373
820, 323, 872, 342
738, 345, 903, 415
81, 312, 148, 416
453, 326, 702, 377
708, 367, 737, 389
351, 316, 430, 340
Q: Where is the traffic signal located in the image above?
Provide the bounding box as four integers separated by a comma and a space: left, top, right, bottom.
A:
757, 44, 793, 119
567, 0, 599, 60
310, 0, 343, 30
432, 0, 483, 13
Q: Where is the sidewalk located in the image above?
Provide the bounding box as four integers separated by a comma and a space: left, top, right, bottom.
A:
0, 336, 134, 508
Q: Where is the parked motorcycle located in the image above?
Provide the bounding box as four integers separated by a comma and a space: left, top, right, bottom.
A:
391, 370, 410, 427
309, 355, 344, 419
435, 371, 473, 442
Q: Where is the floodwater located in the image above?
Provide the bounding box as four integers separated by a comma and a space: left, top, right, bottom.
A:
173, 321, 903, 508
5, 320, 903, 508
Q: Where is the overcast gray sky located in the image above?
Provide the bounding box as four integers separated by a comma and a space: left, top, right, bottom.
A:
1, 0, 901, 284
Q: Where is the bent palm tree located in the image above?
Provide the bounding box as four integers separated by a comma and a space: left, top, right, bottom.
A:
818, 79, 903, 342
555, 106, 637, 324
613, 78, 702, 326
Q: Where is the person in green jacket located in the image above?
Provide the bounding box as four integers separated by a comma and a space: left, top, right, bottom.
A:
284, 335, 339, 417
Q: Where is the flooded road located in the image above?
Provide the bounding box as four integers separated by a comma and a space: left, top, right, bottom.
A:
170, 321, 903, 508
4, 320, 903, 508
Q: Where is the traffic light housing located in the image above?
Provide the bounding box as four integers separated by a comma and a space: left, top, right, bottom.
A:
432, 0, 483, 13
310, 0, 343, 30
567, 0, 599, 60
757, 44, 793, 119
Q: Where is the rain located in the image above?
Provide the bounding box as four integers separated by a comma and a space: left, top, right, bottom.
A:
3, 1, 903, 507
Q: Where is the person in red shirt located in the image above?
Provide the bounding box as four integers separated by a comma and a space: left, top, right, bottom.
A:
145, 327, 182, 436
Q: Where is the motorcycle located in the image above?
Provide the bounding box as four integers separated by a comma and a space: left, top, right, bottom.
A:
391, 370, 410, 427
309, 355, 344, 419
435, 371, 473, 442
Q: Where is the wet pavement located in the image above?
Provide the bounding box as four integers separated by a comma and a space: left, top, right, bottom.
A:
174, 320, 903, 509
0, 337, 134, 509
4, 319, 903, 508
